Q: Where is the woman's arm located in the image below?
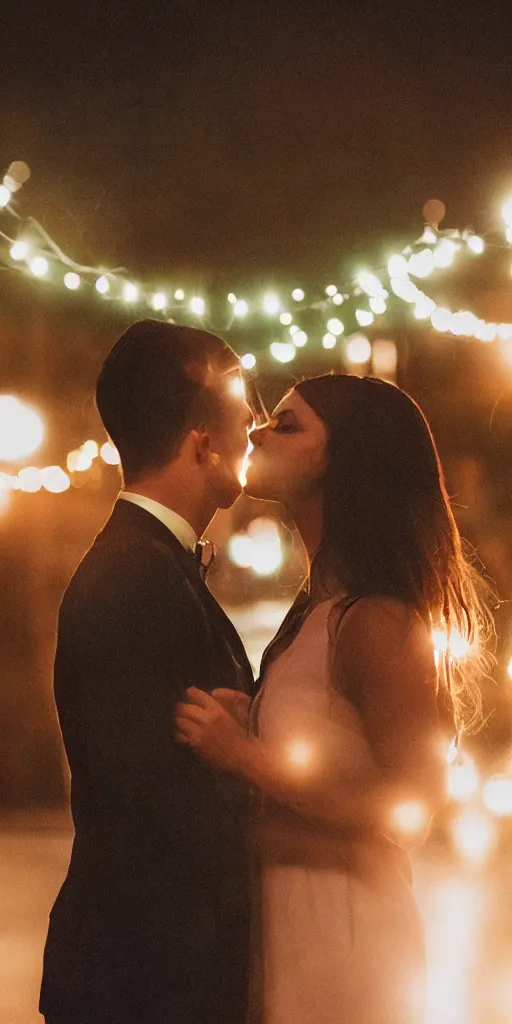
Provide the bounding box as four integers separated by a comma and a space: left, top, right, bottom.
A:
175, 598, 447, 837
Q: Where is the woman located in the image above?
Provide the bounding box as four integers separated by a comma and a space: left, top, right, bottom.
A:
176, 373, 493, 1024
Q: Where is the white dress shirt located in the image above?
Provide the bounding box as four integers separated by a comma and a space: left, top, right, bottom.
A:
119, 492, 198, 552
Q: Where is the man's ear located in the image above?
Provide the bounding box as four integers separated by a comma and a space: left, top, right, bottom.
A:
191, 427, 220, 467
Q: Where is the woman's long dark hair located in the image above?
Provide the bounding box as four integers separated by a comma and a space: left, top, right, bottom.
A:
295, 373, 495, 736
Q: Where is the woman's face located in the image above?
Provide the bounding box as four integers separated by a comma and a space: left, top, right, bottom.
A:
244, 388, 328, 506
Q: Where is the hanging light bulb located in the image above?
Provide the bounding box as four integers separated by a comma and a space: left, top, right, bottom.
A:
151, 291, 168, 311
95, 275, 110, 294
64, 272, 81, 290
263, 292, 281, 315
467, 235, 485, 255
122, 282, 139, 303
174, 288, 185, 301
10, 240, 30, 261
234, 299, 249, 318
30, 256, 49, 278
190, 296, 205, 316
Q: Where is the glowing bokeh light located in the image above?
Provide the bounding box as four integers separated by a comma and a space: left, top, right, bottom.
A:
263, 292, 281, 315
174, 289, 185, 301
345, 334, 371, 365
0, 396, 44, 461
483, 776, 512, 817
17, 466, 42, 493
467, 235, 485, 254
451, 809, 496, 864
0, 184, 11, 207
10, 240, 29, 261
270, 341, 296, 363
293, 331, 308, 347
190, 296, 205, 316
30, 256, 49, 278
355, 309, 374, 327
447, 763, 479, 802
292, 288, 305, 302
41, 466, 70, 493
322, 333, 337, 349
390, 800, 429, 837
100, 441, 121, 465
280, 312, 292, 325
326, 317, 344, 336
64, 272, 81, 290
95, 275, 110, 294
240, 353, 256, 370
234, 299, 249, 318
151, 291, 167, 311
325, 284, 338, 297
122, 282, 139, 303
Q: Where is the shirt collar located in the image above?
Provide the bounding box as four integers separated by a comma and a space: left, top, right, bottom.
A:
119, 492, 198, 552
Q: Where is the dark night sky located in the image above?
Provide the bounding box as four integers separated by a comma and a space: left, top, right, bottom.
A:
1, 1, 511, 287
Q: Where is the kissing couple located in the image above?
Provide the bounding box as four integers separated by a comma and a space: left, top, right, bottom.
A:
40, 319, 491, 1024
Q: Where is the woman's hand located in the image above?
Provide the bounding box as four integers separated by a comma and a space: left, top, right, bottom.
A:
175, 687, 251, 773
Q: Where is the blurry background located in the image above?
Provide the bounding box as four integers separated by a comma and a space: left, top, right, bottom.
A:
1, 2, 512, 1021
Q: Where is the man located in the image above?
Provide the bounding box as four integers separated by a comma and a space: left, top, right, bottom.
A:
40, 320, 255, 1024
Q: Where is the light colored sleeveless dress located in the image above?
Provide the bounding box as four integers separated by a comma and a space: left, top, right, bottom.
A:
249, 596, 426, 1024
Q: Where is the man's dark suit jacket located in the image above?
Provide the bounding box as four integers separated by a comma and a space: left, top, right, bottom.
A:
40, 500, 253, 1024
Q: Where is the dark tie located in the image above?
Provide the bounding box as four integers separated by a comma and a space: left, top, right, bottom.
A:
194, 539, 216, 580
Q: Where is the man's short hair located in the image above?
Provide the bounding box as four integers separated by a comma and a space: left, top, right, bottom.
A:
96, 319, 238, 484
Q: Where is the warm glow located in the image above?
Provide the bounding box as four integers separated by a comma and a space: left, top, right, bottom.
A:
501, 196, 512, 227
414, 295, 436, 319
467, 235, 485, 254
95, 275, 110, 294
280, 312, 292, 325
357, 271, 384, 297
408, 248, 435, 278
389, 277, 419, 302
345, 334, 371, 365
0, 396, 44, 461
292, 288, 305, 302
41, 466, 70, 493
227, 292, 237, 304
325, 284, 338, 297
263, 292, 280, 315
369, 296, 387, 314
10, 240, 29, 261
286, 739, 313, 769
269, 341, 296, 363
293, 331, 308, 347
64, 272, 81, 290
0, 184, 11, 207
432, 628, 471, 662
17, 466, 42, 493
387, 254, 409, 278
190, 296, 205, 316
240, 353, 256, 370
322, 333, 337, 349
100, 441, 121, 465
228, 533, 255, 568
234, 298, 249, 318
228, 518, 283, 575
433, 239, 457, 268
390, 800, 429, 837
151, 291, 167, 311
229, 376, 246, 399
431, 307, 452, 332
483, 776, 512, 817
174, 288, 185, 301
447, 763, 479, 802
332, 292, 344, 306
122, 282, 139, 303
446, 738, 458, 765
326, 317, 344, 336
451, 809, 496, 864
30, 256, 49, 278
355, 308, 374, 327
507, 657, 512, 681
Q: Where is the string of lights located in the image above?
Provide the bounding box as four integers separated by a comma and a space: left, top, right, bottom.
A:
2, 163, 512, 369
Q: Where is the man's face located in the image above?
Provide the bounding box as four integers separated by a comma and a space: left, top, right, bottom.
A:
206, 369, 254, 507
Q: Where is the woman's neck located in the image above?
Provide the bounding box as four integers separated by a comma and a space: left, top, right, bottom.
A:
290, 496, 323, 561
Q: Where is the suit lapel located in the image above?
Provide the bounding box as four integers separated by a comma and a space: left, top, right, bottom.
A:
108, 501, 253, 685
